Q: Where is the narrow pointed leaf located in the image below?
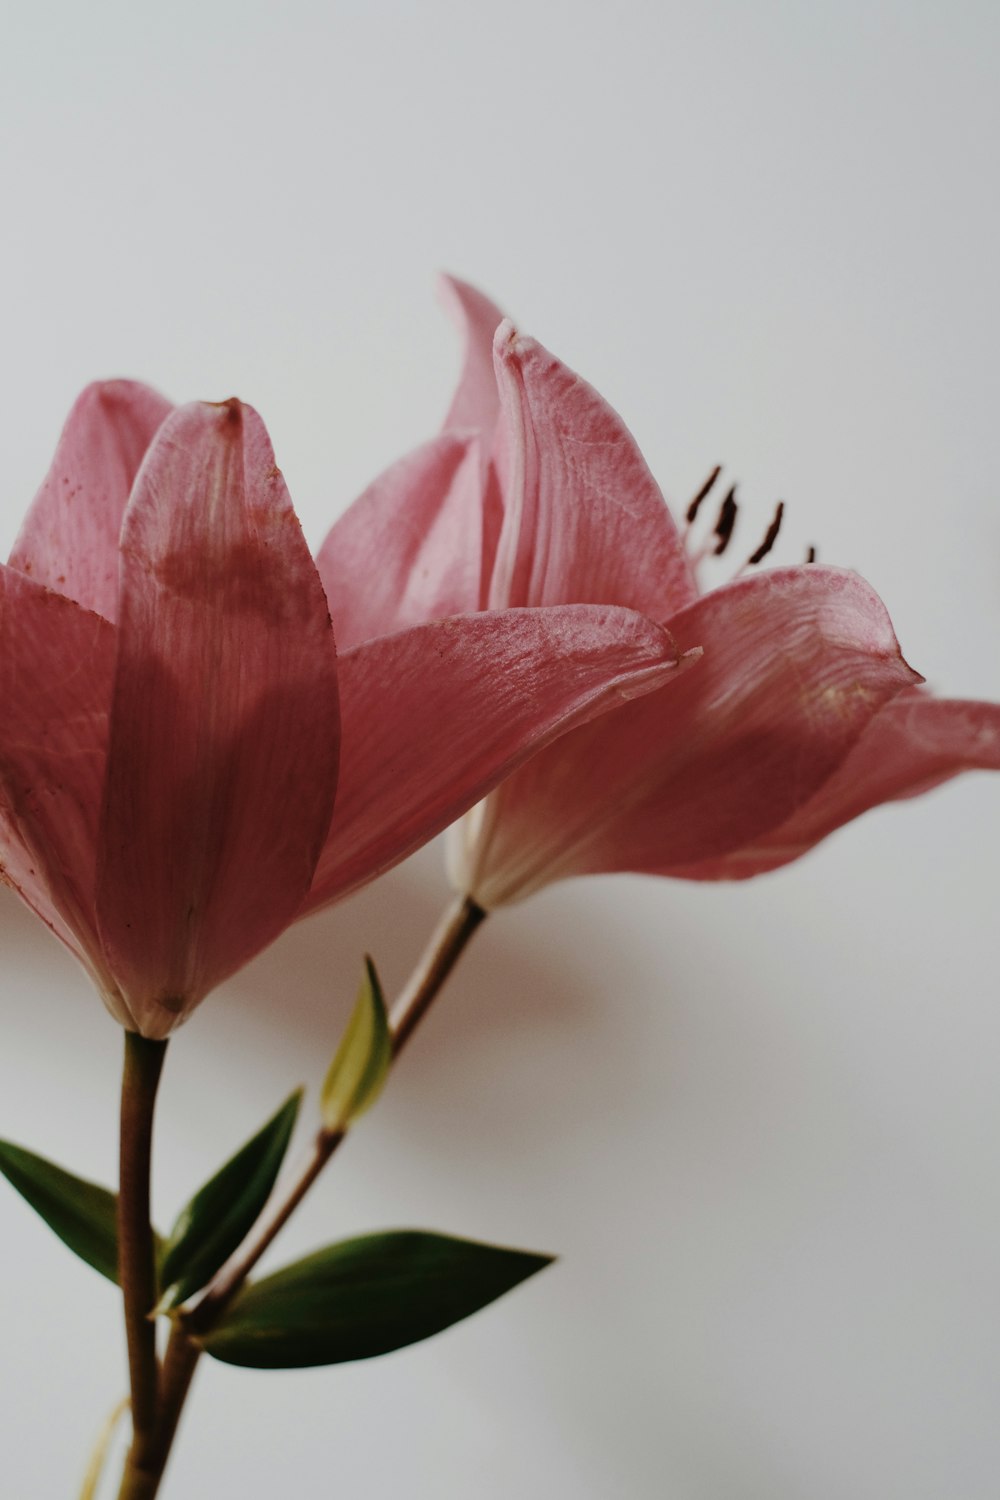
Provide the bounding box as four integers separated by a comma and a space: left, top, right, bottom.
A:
320, 957, 391, 1133
157, 1089, 302, 1311
0, 1138, 121, 1283
200, 1230, 554, 1369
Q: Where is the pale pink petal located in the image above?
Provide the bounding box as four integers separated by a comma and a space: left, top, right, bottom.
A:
10, 381, 172, 622
486, 325, 699, 621
453, 568, 921, 906
302, 604, 689, 913
315, 432, 485, 648
439, 274, 506, 436
0, 816, 92, 967
0, 565, 125, 1010
679, 689, 1000, 879
97, 401, 340, 1038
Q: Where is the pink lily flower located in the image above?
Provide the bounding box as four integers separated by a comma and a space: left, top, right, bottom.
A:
317, 279, 1000, 908
1, 382, 689, 1036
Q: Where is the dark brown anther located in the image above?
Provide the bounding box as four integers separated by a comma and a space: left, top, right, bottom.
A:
805, 545, 817, 563
712, 486, 739, 555
748, 501, 785, 565
685, 464, 721, 524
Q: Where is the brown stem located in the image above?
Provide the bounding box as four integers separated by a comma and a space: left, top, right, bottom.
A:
115, 896, 488, 1494
114, 1322, 201, 1500
389, 895, 486, 1055
115, 1455, 163, 1500
117, 1032, 167, 1467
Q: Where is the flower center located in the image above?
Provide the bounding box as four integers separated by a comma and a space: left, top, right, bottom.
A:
683, 466, 816, 582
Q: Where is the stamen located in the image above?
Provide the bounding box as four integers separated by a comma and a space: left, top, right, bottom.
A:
712, 486, 739, 555
805, 545, 817, 563
748, 501, 785, 565
685, 464, 721, 524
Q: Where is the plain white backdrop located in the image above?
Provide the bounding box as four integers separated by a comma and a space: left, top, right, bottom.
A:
2, 2, 999, 1496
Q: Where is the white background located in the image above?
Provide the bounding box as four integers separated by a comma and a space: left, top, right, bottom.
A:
2, 2, 999, 1496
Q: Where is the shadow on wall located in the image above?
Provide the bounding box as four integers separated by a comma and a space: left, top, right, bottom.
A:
200, 844, 675, 1168
0, 841, 608, 1053
0, 842, 686, 1193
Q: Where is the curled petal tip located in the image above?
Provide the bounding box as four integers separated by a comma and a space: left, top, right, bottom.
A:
902, 656, 926, 688
614, 637, 701, 702
615, 664, 675, 702
493, 318, 520, 357
439, 279, 507, 436
204, 395, 242, 416
436, 269, 467, 301
10, 378, 172, 620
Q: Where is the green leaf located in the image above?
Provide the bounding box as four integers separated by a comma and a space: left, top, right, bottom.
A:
157, 1089, 302, 1311
200, 1229, 554, 1369
319, 956, 391, 1133
0, 1138, 122, 1284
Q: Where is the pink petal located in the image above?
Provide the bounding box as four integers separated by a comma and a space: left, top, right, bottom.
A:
96, 401, 340, 1037
682, 689, 1000, 879
452, 568, 921, 905
10, 381, 172, 622
486, 325, 699, 621
0, 565, 125, 1011
315, 432, 485, 648
438, 274, 506, 436
302, 604, 688, 913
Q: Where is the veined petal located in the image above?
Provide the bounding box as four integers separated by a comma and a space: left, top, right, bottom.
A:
455, 568, 920, 906
97, 401, 340, 1038
10, 381, 172, 622
684, 689, 1000, 879
315, 432, 484, 649
486, 325, 699, 620
0, 565, 123, 1008
439, 274, 506, 437
302, 605, 688, 913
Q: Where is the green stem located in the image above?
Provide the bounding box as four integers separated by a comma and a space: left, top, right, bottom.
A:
117, 1032, 167, 1476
